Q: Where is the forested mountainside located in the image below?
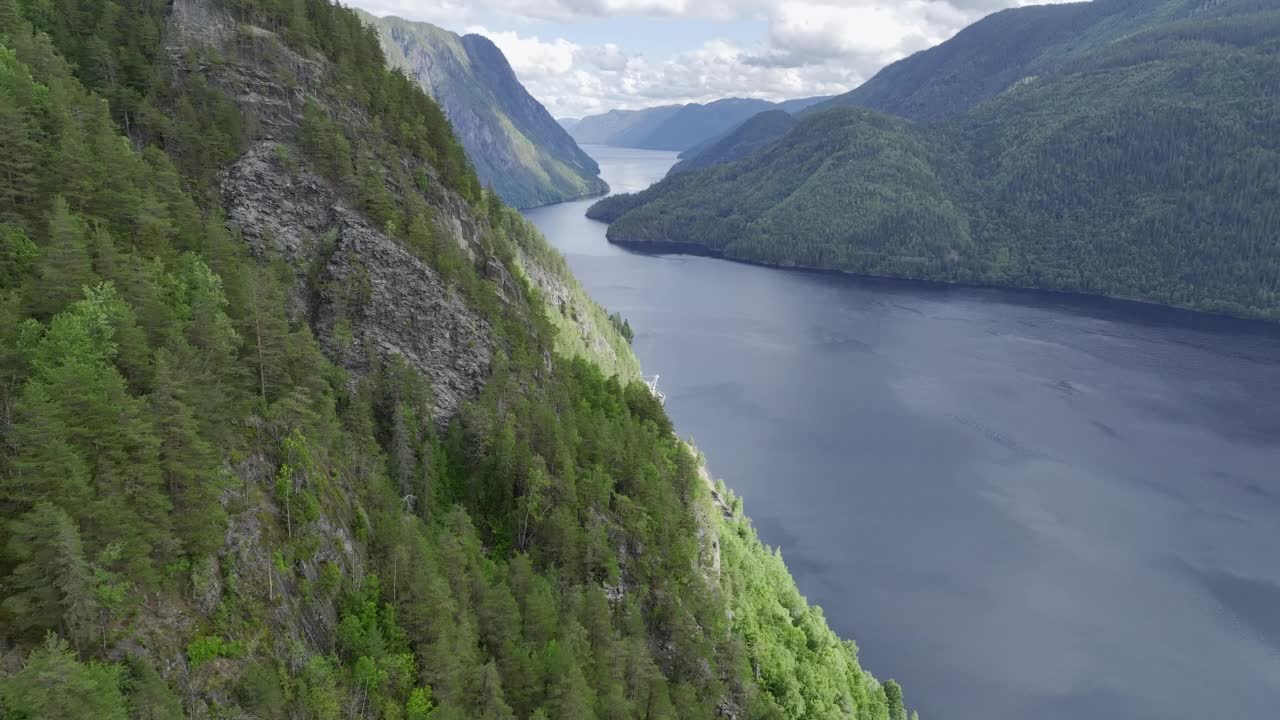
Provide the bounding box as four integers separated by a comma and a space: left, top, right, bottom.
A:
590, 0, 1280, 320
813, 0, 1228, 121
665, 0, 1268, 173
571, 96, 827, 152
667, 110, 798, 177
569, 105, 684, 146
359, 12, 608, 209
0, 0, 908, 718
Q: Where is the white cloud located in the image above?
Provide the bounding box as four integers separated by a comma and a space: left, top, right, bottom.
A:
351, 0, 1078, 117
770, 2, 929, 58
465, 27, 578, 76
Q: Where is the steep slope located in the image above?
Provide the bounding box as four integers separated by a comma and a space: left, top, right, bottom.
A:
362, 13, 608, 209
0, 0, 908, 718
813, 0, 1215, 120
668, 110, 799, 176
621, 98, 777, 151
591, 0, 1280, 319
570, 104, 684, 145
775, 95, 834, 113
678, 0, 1222, 176
573, 103, 686, 144
573, 96, 828, 151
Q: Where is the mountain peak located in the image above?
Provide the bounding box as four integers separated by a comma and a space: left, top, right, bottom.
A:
362, 14, 608, 208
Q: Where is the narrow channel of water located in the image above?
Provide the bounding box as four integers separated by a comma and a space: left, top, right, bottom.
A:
524, 145, 1280, 720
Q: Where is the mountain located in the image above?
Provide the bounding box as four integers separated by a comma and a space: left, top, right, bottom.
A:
557, 117, 580, 132
668, 110, 798, 176
668, 1, 1244, 176
570, 104, 684, 145
591, 0, 1280, 320
572, 96, 829, 151
360, 13, 607, 209
623, 98, 778, 151
811, 0, 1216, 121
776, 95, 834, 113
0, 0, 908, 717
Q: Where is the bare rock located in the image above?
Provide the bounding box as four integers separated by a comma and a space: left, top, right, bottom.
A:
223, 141, 493, 421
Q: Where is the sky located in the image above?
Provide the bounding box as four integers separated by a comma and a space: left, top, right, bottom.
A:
347, 0, 1076, 119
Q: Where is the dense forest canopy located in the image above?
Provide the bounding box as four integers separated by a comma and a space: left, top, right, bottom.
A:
667, 110, 799, 178
592, 0, 1280, 319
0, 0, 905, 718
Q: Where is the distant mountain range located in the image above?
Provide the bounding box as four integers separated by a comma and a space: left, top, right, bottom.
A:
570, 96, 830, 152
667, 110, 798, 176
590, 0, 1280, 320
360, 13, 607, 208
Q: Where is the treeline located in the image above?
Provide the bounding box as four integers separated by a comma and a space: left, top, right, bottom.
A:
10, 0, 479, 203
592, 5, 1280, 319
0, 1, 904, 718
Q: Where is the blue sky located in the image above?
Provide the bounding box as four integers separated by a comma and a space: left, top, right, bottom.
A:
347, 0, 1070, 118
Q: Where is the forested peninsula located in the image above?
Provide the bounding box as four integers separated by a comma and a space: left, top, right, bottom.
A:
591, 0, 1280, 320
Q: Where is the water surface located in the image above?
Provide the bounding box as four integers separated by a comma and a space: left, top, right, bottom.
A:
524, 145, 1280, 720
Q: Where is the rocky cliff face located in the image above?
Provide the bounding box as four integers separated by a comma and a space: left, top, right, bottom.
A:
163, 0, 505, 421
222, 143, 493, 420
363, 13, 609, 209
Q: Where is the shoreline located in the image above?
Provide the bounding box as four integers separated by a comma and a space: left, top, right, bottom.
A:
514, 182, 611, 211
606, 237, 1280, 331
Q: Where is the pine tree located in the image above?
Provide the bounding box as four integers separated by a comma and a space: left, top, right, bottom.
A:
22, 286, 173, 576
0, 223, 37, 284
540, 638, 599, 720
4, 381, 94, 513
0, 92, 38, 226
0, 634, 129, 720
884, 679, 906, 720
171, 254, 244, 439
1, 503, 96, 647
243, 266, 290, 402
0, 0, 24, 37
122, 655, 185, 720
29, 196, 96, 319
150, 348, 226, 557
475, 660, 516, 720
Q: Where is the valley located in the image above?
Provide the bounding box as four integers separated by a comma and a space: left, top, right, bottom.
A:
528, 146, 1280, 720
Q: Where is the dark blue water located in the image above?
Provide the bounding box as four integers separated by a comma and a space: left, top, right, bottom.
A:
524, 145, 1280, 720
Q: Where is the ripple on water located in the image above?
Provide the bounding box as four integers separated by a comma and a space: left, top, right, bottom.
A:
1169, 560, 1280, 655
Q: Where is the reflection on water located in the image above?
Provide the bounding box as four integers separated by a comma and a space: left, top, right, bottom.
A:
524, 146, 1280, 720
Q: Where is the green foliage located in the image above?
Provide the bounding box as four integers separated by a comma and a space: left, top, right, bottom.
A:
670, 109, 798, 176
0, 4, 899, 720
884, 679, 906, 720
594, 1, 1280, 319
717, 482, 890, 720
123, 655, 185, 720
405, 686, 435, 720
815, 0, 1220, 121
608, 311, 634, 344
1, 503, 95, 646
236, 663, 287, 719
0, 633, 129, 720
0, 223, 37, 283
186, 634, 245, 668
